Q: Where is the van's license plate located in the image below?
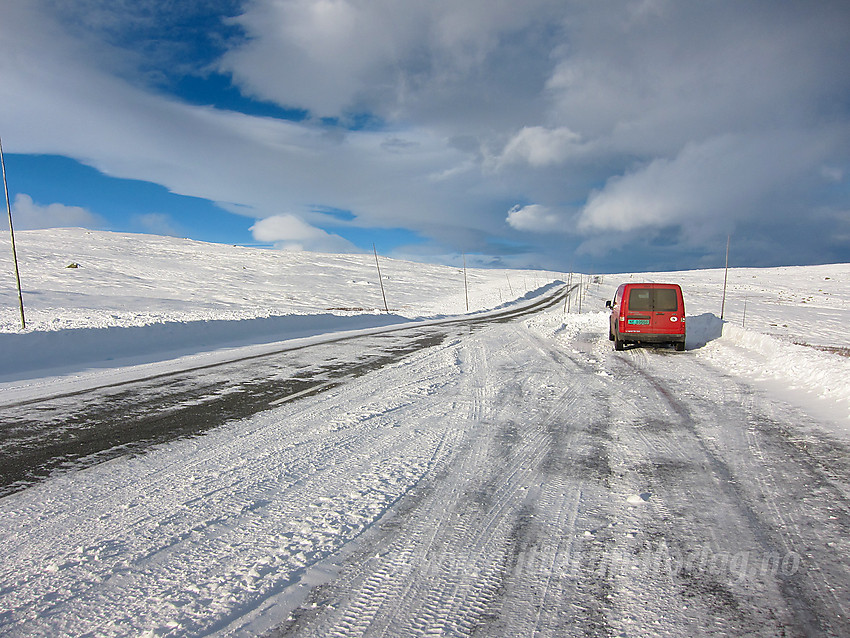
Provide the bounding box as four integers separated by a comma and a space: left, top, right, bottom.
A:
628, 318, 650, 325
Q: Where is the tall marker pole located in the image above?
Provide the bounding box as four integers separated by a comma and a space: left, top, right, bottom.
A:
373, 244, 389, 313
578, 274, 583, 314
1, 136, 25, 330
720, 234, 730, 320
462, 253, 469, 312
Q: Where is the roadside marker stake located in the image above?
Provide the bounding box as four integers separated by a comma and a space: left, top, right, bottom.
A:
463, 253, 469, 312
1, 136, 25, 330
721, 234, 731, 320
373, 244, 389, 313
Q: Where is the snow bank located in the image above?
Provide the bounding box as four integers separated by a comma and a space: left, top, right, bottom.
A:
0, 313, 412, 380
703, 323, 850, 420
685, 313, 724, 349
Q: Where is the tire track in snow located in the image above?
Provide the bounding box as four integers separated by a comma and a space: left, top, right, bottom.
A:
271, 323, 621, 637
608, 345, 850, 636
519, 310, 850, 636
279, 335, 515, 637
263, 305, 850, 638
0, 338, 475, 637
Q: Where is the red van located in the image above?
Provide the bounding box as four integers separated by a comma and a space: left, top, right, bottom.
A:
606, 283, 686, 351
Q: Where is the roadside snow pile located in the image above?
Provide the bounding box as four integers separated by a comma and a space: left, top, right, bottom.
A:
524, 307, 608, 343
552, 310, 608, 342
0, 313, 411, 379
702, 323, 850, 421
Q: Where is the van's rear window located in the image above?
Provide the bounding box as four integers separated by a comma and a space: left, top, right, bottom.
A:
628, 288, 678, 311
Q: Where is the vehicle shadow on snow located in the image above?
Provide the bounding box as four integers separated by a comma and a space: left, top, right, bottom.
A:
684, 313, 723, 350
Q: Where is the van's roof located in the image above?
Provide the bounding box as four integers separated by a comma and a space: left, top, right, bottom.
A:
621, 282, 682, 288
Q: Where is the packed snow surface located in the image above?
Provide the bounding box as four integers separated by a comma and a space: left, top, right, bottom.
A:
1, 229, 849, 637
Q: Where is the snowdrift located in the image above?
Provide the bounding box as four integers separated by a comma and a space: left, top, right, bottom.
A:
0, 313, 412, 379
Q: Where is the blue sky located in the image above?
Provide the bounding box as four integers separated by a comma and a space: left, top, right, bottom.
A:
1, 0, 849, 272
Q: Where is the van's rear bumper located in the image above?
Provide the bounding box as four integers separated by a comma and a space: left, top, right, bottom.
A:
619, 332, 685, 344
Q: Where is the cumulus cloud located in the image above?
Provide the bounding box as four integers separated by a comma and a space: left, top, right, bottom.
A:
0, 3, 481, 240
219, 0, 561, 128
250, 214, 359, 253
497, 127, 582, 168
5, 194, 103, 230
577, 131, 837, 238
1, 0, 849, 269
506, 204, 564, 233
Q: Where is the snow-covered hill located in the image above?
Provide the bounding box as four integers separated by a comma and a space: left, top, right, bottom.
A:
2, 228, 848, 390
0, 229, 557, 378
1, 228, 557, 332
4, 229, 847, 343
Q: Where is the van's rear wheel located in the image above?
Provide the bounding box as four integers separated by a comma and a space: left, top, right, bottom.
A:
614, 337, 624, 351
674, 341, 685, 352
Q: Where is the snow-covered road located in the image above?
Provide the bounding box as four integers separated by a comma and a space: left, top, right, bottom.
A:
0, 284, 567, 495
1, 297, 848, 637
269, 315, 850, 637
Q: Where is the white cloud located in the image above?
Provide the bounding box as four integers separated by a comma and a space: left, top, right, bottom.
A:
220, 0, 396, 117
219, 0, 560, 128
821, 166, 844, 183
6, 194, 103, 230
250, 214, 359, 253
577, 131, 833, 237
0, 3, 484, 241
506, 204, 564, 233
1, 1, 849, 269
497, 127, 582, 168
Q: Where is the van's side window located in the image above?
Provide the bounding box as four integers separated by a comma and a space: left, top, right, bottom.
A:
628, 288, 678, 312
